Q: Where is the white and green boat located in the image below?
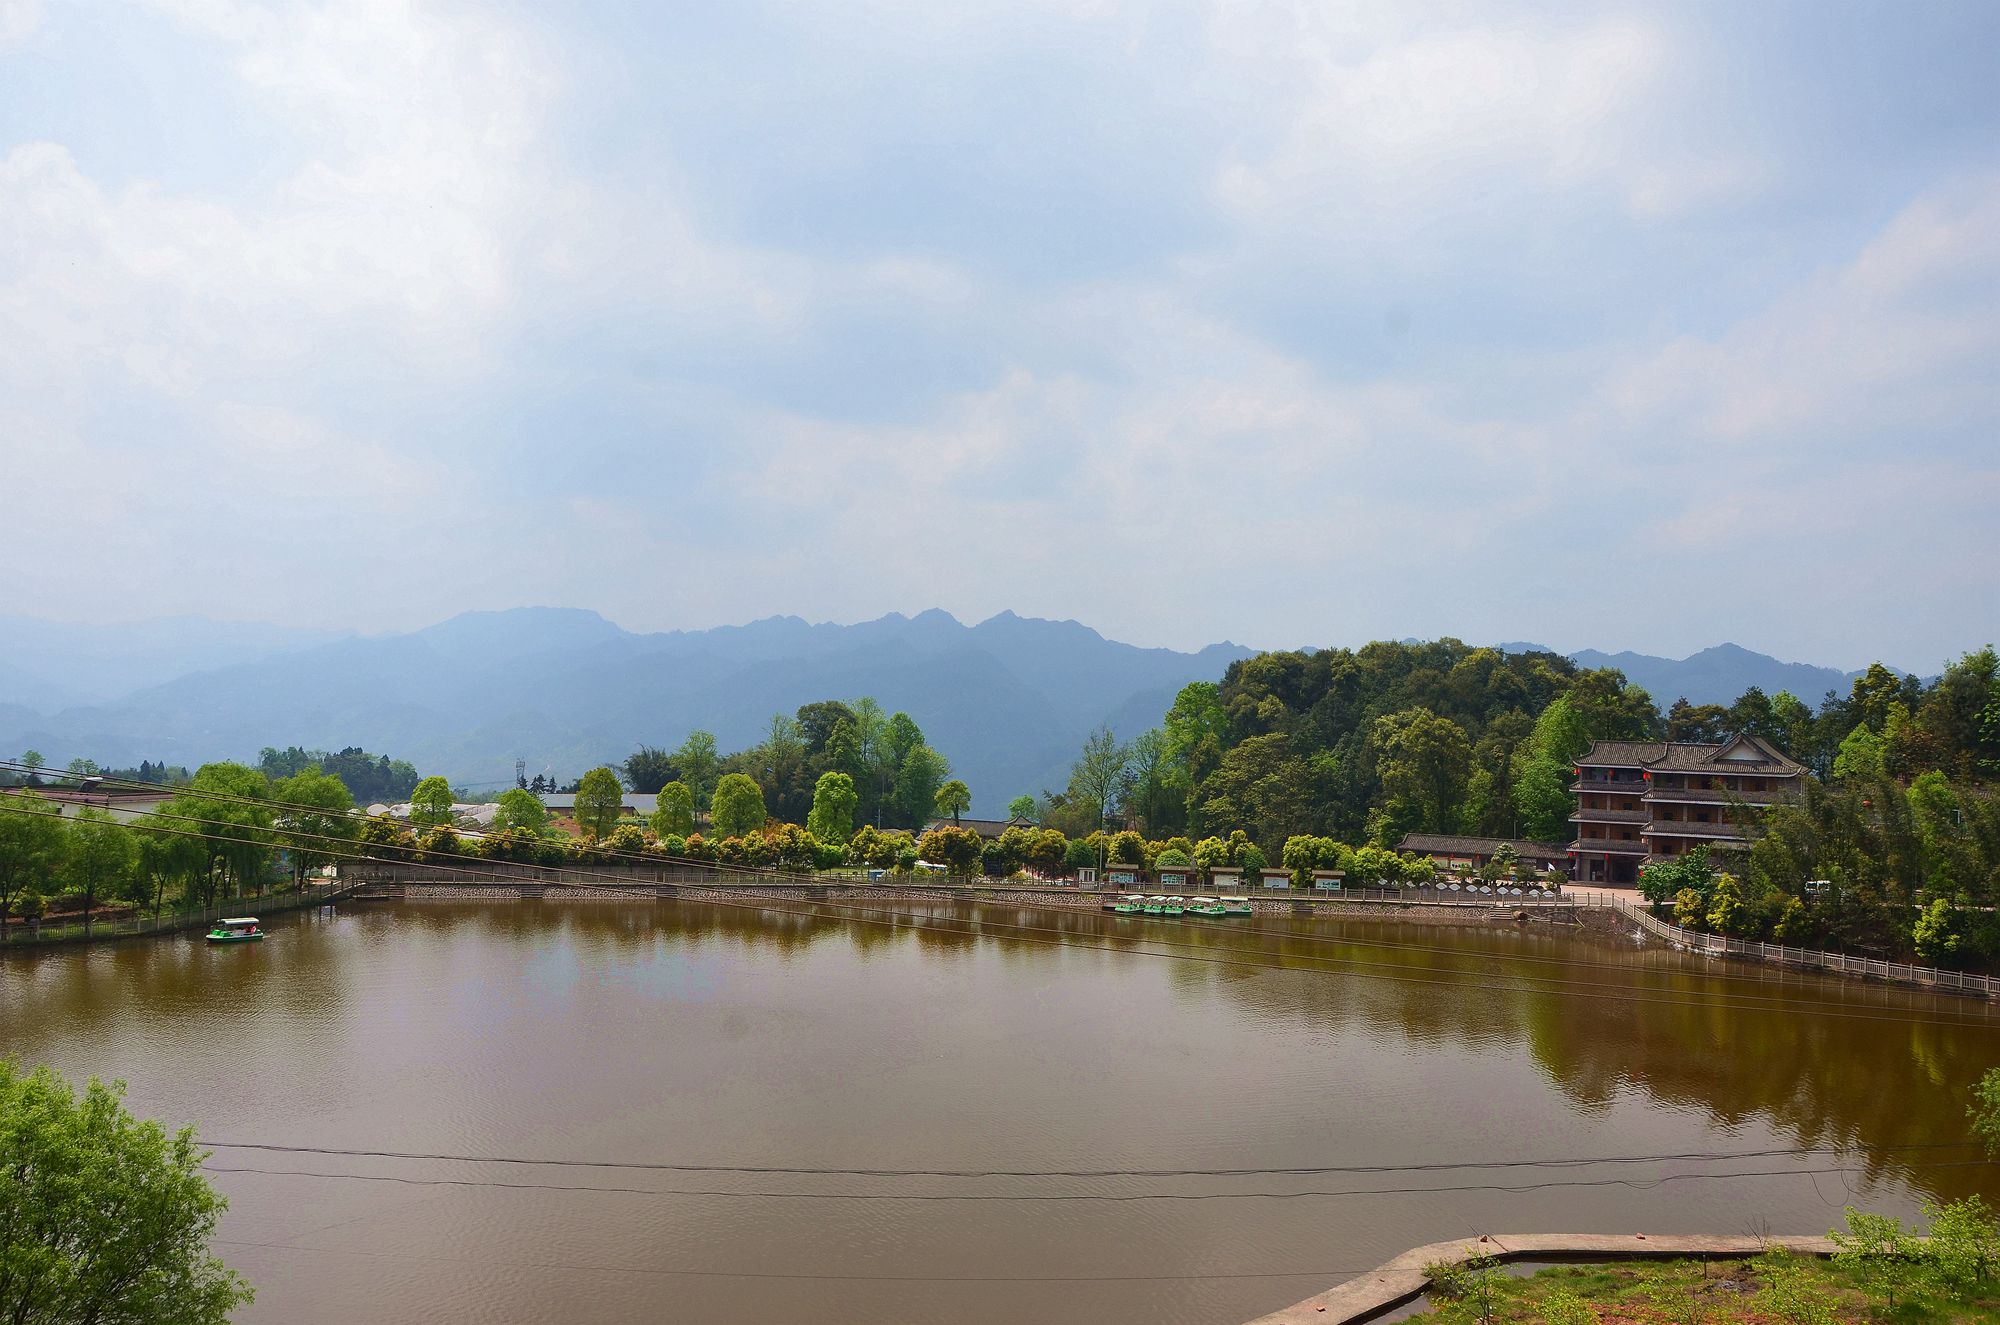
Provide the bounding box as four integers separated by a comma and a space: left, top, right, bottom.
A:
205, 917, 264, 944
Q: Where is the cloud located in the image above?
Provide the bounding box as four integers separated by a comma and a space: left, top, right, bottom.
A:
0, 0, 37, 48
0, 0, 1995, 667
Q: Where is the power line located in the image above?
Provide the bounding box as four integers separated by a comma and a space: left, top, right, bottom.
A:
196, 1138, 1982, 1180
198, 1158, 1994, 1202
2, 793, 1991, 1028
207, 1238, 1372, 1284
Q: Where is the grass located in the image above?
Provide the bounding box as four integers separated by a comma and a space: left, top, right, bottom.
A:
1405, 1255, 2000, 1325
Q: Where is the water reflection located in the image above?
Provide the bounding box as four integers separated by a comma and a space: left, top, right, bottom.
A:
2, 897, 1995, 1325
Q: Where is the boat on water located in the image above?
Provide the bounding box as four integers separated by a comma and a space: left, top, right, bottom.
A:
205, 916, 264, 944
1161, 895, 1185, 916
1141, 896, 1167, 915
1187, 897, 1226, 917
1220, 896, 1253, 916
1111, 894, 1147, 915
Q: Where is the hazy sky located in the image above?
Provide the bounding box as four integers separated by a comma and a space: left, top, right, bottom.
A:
3, 0, 1996, 670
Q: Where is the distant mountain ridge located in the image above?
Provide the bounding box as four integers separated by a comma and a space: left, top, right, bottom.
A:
0, 610, 1886, 811
0, 608, 1251, 814
1494, 641, 1879, 708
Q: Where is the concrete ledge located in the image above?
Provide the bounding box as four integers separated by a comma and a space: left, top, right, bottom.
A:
1243, 1233, 1839, 1325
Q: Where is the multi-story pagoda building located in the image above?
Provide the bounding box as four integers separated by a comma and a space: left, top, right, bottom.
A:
1567, 733, 1807, 885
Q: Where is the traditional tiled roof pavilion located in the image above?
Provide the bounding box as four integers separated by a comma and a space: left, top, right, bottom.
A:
1568, 733, 1807, 885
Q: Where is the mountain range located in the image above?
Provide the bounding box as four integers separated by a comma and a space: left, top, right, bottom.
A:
0, 611, 1887, 813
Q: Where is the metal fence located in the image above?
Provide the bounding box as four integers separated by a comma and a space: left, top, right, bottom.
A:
0, 879, 356, 949
1567, 891, 2000, 998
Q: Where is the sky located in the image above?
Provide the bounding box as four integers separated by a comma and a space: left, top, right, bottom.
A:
1, 0, 1996, 672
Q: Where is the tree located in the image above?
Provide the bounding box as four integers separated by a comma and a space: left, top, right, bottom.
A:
573, 766, 626, 840
493, 788, 548, 834
673, 731, 721, 809
1638, 844, 1717, 906
918, 825, 983, 875
807, 772, 859, 843
710, 774, 767, 839
1006, 795, 1038, 823
271, 766, 359, 889
892, 745, 950, 829
1122, 728, 1185, 836
1067, 726, 1131, 832
162, 763, 276, 904
1833, 726, 1888, 782
934, 780, 971, 826
1706, 873, 1751, 936
20, 749, 45, 784
408, 776, 455, 828
62, 809, 135, 938
0, 789, 65, 923
1914, 898, 1963, 963
1831, 1207, 1925, 1312
1373, 708, 1472, 834
0, 1061, 252, 1324
622, 746, 678, 794
651, 782, 695, 838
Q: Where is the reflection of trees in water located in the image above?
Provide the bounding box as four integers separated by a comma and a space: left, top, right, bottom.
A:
11, 900, 1996, 1210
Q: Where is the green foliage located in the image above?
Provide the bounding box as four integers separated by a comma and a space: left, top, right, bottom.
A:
710, 773, 767, 839
408, 775, 455, 828
1914, 897, 1963, 963
0, 788, 65, 920
917, 825, 983, 875
892, 744, 950, 830
1640, 844, 1717, 906
1153, 847, 1190, 868
494, 788, 548, 833
573, 766, 625, 840
1538, 1288, 1597, 1325
807, 772, 858, 844
1672, 887, 1706, 929
933, 779, 972, 825
1427, 1254, 1503, 1325
621, 745, 677, 794
1006, 794, 1038, 823
1831, 1206, 1925, 1310
1706, 874, 1752, 936
1970, 1067, 2000, 1157
651, 782, 695, 838
673, 731, 721, 809
0, 1060, 253, 1324
1923, 1195, 2000, 1296
272, 765, 359, 885
1753, 1251, 1839, 1325
1067, 726, 1131, 832
258, 745, 418, 803
1639, 1260, 1710, 1325
1106, 830, 1146, 865
60, 809, 136, 935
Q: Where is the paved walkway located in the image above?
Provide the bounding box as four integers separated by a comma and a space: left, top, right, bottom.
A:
1242, 1232, 1840, 1325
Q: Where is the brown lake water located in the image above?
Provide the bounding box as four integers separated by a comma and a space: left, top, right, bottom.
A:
3, 899, 1997, 1325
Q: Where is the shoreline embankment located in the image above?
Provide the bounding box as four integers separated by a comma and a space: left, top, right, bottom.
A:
1241, 1233, 1839, 1325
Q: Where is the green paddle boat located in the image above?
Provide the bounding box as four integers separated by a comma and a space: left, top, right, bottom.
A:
1220, 896, 1254, 917
205, 917, 264, 944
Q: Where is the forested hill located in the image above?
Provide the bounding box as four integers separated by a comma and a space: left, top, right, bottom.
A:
1098, 637, 1997, 855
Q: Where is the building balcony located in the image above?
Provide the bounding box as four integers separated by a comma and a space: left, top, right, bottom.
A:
1643, 784, 1795, 807
1569, 806, 1652, 825
1571, 779, 1648, 797
1568, 837, 1651, 856
1643, 820, 1750, 842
